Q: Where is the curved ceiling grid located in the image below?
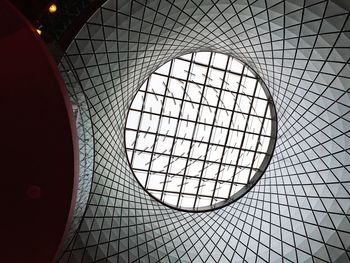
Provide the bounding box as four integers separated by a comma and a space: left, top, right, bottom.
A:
60, 0, 350, 262
58, 55, 95, 252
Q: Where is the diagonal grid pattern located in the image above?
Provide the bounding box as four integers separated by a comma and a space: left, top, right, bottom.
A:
58, 0, 350, 262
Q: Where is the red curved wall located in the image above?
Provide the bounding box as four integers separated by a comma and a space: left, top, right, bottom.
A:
0, 1, 78, 262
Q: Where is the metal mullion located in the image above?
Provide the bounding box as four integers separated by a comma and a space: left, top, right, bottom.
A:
143, 60, 174, 189
149, 189, 227, 199
129, 148, 260, 170
176, 52, 214, 207
126, 121, 272, 142
153, 72, 265, 101
192, 55, 230, 208
159, 54, 195, 202
227, 79, 260, 199
126, 134, 270, 155
143, 172, 249, 185
131, 103, 272, 123
208, 65, 246, 206
176, 56, 258, 79
246, 95, 270, 181
129, 80, 150, 166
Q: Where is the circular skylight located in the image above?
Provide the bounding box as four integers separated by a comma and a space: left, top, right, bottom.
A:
124, 52, 277, 212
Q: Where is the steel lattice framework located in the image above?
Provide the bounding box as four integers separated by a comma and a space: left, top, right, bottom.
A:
58, 0, 350, 262
125, 51, 276, 212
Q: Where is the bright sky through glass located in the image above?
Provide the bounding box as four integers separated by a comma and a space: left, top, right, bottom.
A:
125, 52, 274, 211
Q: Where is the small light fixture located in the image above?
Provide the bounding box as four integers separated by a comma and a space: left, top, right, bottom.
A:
36, 28, 42, 35
48, 3, 57, 13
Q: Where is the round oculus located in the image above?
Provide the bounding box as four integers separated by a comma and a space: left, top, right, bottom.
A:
125, 51, 277, 212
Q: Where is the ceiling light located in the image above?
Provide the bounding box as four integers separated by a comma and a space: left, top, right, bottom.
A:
48, 3, 57, 14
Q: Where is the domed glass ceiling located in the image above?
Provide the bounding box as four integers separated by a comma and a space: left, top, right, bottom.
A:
125, 51, 277, 211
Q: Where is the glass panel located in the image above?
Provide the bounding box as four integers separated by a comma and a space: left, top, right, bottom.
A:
125, 51, 276, 211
